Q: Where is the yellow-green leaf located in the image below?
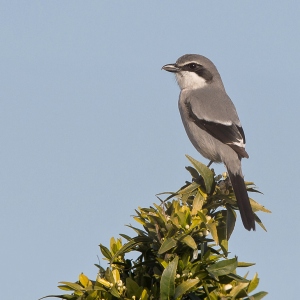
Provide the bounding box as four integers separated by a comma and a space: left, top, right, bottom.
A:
86, 290, 98, 300
110, 237, 118, 254
116, 238, 122, 250
190, 217, 202, 230
244, 291, 268, 300
112, 269, 120, 283
96, 278, 111, 288
197, 211, 207, 223
178, 181, 200, 196
248, 272, 259, 293
191, 192, 204, 215
157, 257, 168, 268
79, 273, 90, 288
181, 235, 197, 250
207, 222, 218, 245
229, 282, 248, 298
249, 198, 271, 213
133, 216, 146, 226
237, 261, 255, 267
140, 289, 149, 300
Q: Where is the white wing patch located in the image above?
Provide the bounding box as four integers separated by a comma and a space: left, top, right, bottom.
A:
232, 138, 245, 148
204, 118, 233, 126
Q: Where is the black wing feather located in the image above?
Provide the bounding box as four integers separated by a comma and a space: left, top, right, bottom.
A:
187, 103, 249, 158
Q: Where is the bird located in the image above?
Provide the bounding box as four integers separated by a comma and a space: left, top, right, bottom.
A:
162, 54, 255, 231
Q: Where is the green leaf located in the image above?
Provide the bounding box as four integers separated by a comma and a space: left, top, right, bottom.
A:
254, 213, 268, 232
110, 286, 121, 298
39, 295, 77, 300
93, 283, 106, 291
158, 238, 177, 254
112, 235, 152, 261
186, 155, 214, 194
126, 277, 142, 298
58, 282, 83, 292
226, 273, 249, 283
160, 256, 178, 300
181, 235, 197, 250
99, 244, 112, 260
244, 291, 268, 300
226, 205, 236, 240
215, 211, 228, 255
104, 267, 115, 284
119, 233, 131, 241
203, 282, 212, 299
247, 187, 263, 194
174, 279, 200, 299
185, 166, 200, 179
94, 264, 105, 273
126, 224, 147, 236
206, 257, 238, 279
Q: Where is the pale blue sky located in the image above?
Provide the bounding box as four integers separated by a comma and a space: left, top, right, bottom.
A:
1, 2, 299, 299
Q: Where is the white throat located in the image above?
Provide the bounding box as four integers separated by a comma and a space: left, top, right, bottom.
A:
175, 71, 207, 90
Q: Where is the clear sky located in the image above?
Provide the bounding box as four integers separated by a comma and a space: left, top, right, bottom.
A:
1, 1, 299, 299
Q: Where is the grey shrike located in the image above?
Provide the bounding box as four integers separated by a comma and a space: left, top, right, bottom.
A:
162, 54, 255, 231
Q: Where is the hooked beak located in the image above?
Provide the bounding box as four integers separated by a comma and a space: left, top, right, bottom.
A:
162, 63, 180, 73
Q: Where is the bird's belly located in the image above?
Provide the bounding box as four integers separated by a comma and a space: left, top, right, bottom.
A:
186, 123, 223, 162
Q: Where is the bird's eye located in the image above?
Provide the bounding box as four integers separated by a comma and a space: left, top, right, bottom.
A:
188, 63, 197, 69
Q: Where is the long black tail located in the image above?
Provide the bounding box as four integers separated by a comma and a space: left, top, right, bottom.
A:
227, 170, 255, 231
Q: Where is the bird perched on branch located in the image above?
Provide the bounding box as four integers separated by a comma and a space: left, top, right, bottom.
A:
162, 54, 255, 231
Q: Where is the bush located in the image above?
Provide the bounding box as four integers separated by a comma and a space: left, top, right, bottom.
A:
43, 156, 270, 300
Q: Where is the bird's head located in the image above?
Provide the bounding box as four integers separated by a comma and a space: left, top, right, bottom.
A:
162, 54, 223, 91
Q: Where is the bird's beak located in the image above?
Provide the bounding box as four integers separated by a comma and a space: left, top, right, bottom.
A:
162, 63, 180, 73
